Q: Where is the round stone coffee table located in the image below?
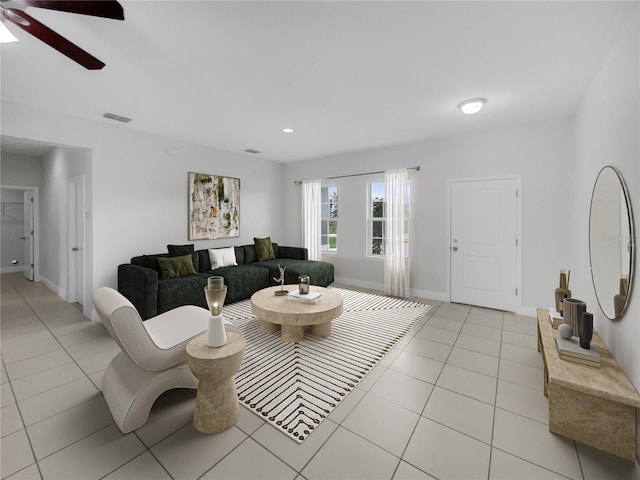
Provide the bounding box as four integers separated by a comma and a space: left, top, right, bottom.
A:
186, 331, 245, 434
251, 285, 343, 342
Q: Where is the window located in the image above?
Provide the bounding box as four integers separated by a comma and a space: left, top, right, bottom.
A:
368, 183, 385, 255
321, 186, 338, 252
368, 182, 409, 256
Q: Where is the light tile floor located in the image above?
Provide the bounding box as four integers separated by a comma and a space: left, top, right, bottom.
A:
2, 272, 640, 479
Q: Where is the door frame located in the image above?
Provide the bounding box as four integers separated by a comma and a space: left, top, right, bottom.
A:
0, 185, 40, 281
446, 175, 523, 312
67, 175, 86, 307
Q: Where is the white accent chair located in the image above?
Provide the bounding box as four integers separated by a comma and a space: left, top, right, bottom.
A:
92, 287, 239, 433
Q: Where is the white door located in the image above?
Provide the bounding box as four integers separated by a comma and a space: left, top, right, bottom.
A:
23, 190, 34, 281
450, 178, 519, 311
68, 176, 85, 305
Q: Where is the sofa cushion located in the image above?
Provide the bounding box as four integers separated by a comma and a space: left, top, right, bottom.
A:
198, 264, 270, 303
167, 244, 194, 256
132, 254, 165, 274
254, 237, 276, 262
208, 247, 238, 269
168, 244, 199, 271
157, 254, 197, 279
157, 274, 209, 314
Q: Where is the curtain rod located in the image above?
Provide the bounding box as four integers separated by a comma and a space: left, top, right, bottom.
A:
293, 165, 420, 184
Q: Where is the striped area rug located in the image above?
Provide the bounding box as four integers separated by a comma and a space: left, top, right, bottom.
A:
222, 287, 431, 443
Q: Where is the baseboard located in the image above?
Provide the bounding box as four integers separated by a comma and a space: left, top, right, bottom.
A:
334, 277, 448, 303
518, 305, 538, 317
333, 276, 384, 292
39, 275, 67, 300
409, 288, 448, 303
1, 266, 24, 274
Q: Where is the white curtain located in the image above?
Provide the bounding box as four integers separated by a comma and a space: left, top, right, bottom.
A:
384, 168, 409, 297
302, 180, 322, 261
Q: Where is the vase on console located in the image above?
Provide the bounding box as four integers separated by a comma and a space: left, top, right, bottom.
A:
554, 270, 571, 316
204, 276, 227, 348
563, 298, 585, 337
579, 312, 594, 349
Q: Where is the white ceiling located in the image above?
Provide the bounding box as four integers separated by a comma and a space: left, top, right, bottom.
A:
1, 1, 637, 163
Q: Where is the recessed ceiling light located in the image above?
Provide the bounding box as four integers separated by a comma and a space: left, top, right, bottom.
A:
0, 22, 18, 43
458, 98, 486, 115
282, 128, 294, 133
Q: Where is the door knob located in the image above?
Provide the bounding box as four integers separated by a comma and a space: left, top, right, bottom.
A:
452, 246, 458, 252
72, 247, 79, 251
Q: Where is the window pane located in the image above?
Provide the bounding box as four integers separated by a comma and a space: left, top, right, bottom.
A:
321, 203, 329, 218
321, 220, 328, 235
372, 220, 383, 237
329, 221, 337, 234
372, 238, 384, 255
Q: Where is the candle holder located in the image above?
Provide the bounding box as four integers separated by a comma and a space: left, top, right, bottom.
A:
204, 276, 228, 347
298, 275, 310, 294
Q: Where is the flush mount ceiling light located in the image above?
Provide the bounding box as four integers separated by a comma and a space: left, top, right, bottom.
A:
458, 98, 486, 115
282, 128, 294, 133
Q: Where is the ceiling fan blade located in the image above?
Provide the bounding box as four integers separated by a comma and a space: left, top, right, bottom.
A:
2, 7, 105, 69
20, 1, 124, 20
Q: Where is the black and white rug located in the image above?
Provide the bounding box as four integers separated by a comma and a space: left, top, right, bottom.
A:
222, 287, 431, 443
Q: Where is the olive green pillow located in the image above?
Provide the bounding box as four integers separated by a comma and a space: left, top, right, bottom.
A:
157, 254, 196, 279
254, 237, 276, 262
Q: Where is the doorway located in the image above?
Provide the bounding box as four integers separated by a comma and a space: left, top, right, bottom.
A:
449, 176, 521, 312
0, 186, 39, 280
67, 175, 85, 307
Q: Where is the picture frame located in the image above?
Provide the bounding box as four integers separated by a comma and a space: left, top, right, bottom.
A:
188, 172, 240, 240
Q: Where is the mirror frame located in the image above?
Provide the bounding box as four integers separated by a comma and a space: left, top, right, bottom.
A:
588, 166, 635, 320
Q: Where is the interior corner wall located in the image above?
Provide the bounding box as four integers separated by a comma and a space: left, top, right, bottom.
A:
39, 146, 92, 300
282, 118, 574, 312
572, 7, 640, 398
1, 102, 285, 319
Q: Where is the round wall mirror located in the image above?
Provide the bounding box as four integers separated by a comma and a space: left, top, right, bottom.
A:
589, 166, 635, 320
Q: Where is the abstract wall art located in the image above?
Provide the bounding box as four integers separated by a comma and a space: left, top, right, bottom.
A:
188, 172, 240, 240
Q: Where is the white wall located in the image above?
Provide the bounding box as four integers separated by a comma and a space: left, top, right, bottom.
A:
1, 152, 42, 186
572, 8, 640, 401
0, 152, 42, 273
38, 147, 92, 306
283, 118, 574, 313
2, 102, 285, 319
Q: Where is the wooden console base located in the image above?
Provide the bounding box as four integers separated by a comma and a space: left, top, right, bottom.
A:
537, 308, 640, 462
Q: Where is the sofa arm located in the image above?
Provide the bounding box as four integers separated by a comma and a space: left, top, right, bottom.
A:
117, 264, 158, 320
277, 246, 308, 261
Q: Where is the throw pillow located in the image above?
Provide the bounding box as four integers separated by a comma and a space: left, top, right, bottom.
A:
167, 244, 194, 257
208, 247, 238, 269
157, 254, 196, 279
254, 237, 276, 262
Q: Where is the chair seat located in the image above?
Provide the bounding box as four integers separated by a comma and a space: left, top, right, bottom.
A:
145, 305, 210, 350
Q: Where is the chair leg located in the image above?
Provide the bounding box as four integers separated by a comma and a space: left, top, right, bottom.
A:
102, 352, 198, 433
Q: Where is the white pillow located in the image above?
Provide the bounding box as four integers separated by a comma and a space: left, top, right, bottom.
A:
208, 247, 238, 269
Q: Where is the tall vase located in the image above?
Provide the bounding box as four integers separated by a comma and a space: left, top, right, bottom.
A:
554, 271, 571, 316
563, 298, 585, 337
579, 312, 593, 349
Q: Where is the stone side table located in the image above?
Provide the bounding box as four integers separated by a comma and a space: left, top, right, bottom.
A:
186, 331, 245, 434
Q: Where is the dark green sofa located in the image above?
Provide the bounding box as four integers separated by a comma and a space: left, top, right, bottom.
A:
117, 243, 334, 320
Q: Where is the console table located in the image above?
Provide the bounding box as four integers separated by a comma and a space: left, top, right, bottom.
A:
537, 308, 640, 462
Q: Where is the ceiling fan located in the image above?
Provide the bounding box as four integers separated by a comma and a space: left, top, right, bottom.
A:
0, 0, 124, 70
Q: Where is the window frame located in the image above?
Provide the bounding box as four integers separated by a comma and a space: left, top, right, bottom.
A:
367, 182, 386, 257
321, 185, 338, 253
